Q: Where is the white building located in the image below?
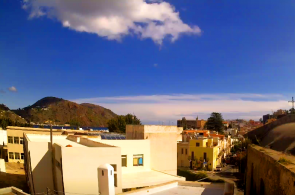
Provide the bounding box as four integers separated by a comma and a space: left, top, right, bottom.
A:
24, 125, 185, 195
0, 129, 7, 146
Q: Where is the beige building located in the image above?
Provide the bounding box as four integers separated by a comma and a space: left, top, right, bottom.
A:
24, 125, 184, 195
6, 126, 63, 163
5, 126, 93, 163
177, 118, 206, 130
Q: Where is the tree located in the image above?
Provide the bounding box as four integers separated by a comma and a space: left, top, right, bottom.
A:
70, 119, 80, 128
204, 112, 224, 133
182, 117, 187, 130
107, 114, 142, 133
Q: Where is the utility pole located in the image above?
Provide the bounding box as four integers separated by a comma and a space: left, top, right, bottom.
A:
50, 124, 53, 149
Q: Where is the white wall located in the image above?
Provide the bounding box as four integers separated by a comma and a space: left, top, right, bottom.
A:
0, 159, 6, 172
61, 147, 122, 195
27, 141, 54, 194
0, 130, 7, 145
93, 140, 151, 174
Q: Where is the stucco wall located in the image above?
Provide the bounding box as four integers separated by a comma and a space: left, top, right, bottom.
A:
0, 129, 7, 145
127, 125, 179, 176
245, 145, 295, 195
7, 128, 62, 163
94, 140, 151, 174
144, 126, 178, 175
177, 142, 189, 167
61, 147, 122, 194
189, 140, 218, 171
0, 159, 6, 172
126, 125, 145, 139
54, 144, 64, 194
27, 141, 54, 194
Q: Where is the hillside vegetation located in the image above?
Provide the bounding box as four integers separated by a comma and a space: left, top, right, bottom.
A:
12, 97, 117, 127
0, 104, 27, 124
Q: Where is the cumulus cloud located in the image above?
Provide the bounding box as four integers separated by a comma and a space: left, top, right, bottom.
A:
8, 86, 17, 92
22, 0, 201, 44
72, 93, 290, 124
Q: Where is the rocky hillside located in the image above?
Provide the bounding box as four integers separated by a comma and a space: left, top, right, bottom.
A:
0, 104, 27, 123
12, 97, 117, 127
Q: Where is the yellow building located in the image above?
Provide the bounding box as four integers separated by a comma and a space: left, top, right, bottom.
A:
177, 137, 219, 171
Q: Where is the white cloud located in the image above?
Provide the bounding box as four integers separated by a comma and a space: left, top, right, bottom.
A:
8, 86, 17, 92
72, 93, 291, 124
22, 0, 201, 45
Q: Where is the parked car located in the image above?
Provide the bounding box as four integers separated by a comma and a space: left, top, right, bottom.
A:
215, 165, 222, 171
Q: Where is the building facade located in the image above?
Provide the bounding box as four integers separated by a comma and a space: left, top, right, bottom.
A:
177, 118, 206, 130
177, 130, 231, 171
24, 125, 185, 195
6, 126, 63, 163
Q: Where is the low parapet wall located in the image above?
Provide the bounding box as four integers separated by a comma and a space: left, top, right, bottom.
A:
0, 187, 30, 195
245, 145, 295, 195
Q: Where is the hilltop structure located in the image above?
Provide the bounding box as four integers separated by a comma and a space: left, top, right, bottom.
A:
177, 117, 206, 130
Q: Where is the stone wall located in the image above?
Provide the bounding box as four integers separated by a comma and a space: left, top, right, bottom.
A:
245, 145, 295, 195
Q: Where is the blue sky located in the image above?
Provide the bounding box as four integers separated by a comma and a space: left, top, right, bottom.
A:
0, 0, 294, 123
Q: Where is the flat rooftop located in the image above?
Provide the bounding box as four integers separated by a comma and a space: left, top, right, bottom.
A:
122, 170, 184, 189
120, 181, 226, 195
151, 186, 223, 195
26, 134, 87, 147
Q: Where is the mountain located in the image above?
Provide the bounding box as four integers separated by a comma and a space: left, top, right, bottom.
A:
0, 104, 27, 124
12, 97, 117, 127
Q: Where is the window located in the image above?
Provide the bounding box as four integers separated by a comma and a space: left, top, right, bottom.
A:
191, 152, 194, 160
9, 152, 14, 159
114, 174, 117, 187
196, 143, 200, 147
185, 149, 187, 155
20, 137, 24, 144
8, 136, 13, 144
203, 152, 207, 161
133, 154, 143, 166
181, 148, 183, 154
14, 137, 19, 144
111, 164, 117, 171
21, 153, 24, 160
15, 153, 20, 160
121, 155, 127, 167
102, 170, 104, 176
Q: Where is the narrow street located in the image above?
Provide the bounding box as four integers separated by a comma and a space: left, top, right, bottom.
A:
191, 165, 244, 195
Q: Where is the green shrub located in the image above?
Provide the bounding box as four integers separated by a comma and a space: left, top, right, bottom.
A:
177, 169, 207, 181
278, 157, 292, 165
